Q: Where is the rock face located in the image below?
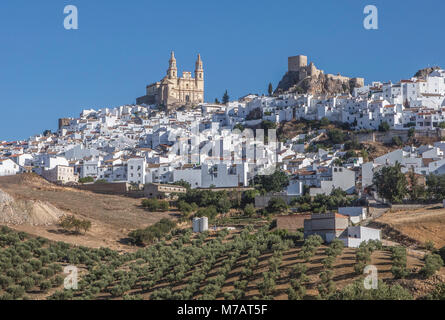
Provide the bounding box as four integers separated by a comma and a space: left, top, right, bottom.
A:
275, 55, 364, 96
276, 71, 363, 95
414, 66, 441, 79
0, 188, 65, 226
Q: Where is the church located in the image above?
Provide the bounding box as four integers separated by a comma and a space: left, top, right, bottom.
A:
136, 52, 204, 108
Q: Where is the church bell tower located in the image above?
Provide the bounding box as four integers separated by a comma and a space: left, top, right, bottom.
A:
167, 51, 177, 79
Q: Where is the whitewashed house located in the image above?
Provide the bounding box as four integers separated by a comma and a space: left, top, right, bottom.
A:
0, 159, 20, 176
339, 226, 381, 248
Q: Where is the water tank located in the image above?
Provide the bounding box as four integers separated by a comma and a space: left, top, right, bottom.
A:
192, 218, 200, 233
200, 217, 209, 232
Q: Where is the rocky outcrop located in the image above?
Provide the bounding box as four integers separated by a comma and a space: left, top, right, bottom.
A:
275, 55, 364, 96
275, 71, 363, 96
0, 188, 65, 226
414, 66, 441, 79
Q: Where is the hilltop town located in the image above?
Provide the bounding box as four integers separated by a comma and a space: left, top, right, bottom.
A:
2, 54, 445, 195
2, 53, 445, 300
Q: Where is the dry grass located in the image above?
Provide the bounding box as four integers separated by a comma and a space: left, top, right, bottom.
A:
0, 174, 178, 251
376, 204, 445, 248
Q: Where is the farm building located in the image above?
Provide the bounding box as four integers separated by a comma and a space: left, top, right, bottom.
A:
338, 207, 367, 224
303, 213, 349, 243
339, 226, 381, 248
144, 183, 186, 199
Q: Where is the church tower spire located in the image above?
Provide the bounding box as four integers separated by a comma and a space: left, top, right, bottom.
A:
195, 54, 204, 101
167, 51, 177, 79
195, 54, 203, 81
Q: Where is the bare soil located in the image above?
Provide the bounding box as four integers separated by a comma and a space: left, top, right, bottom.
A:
0, 174, 178, 251
375, 204, 445, 249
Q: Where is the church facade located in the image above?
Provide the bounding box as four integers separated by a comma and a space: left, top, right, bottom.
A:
136, 52, 204, 108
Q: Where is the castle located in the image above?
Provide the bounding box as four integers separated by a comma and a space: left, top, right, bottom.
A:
136, 52, 204, 108
287, 55, 364, 87
275, 54, 365, 95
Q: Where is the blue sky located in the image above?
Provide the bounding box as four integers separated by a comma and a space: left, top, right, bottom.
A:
0, 0, 444, 141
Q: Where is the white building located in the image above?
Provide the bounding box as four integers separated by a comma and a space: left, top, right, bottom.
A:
338, 207, 367, 224
0, 159, 20, 177
339, 226, 381, 248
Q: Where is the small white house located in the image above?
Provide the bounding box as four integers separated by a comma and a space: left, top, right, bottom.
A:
338, 207, 367, 224
340, 226, 381, 248
0, 159, 20, 177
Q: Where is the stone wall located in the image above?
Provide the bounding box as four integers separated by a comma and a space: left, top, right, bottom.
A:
76, 182, 144, 198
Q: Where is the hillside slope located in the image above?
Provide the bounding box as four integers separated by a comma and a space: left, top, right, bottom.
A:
0, 188, 65, 226
375, 204, 445, 248
0, 174, 175, 250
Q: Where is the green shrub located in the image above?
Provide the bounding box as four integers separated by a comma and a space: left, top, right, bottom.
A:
243, 203, 256, 217
0, 275, 13, 290
266, 198, 288, 214
39, 280, 52, 292
20, 277, 35, 291
128, 218, 176, 246
6, 285, 25, 299
78, 177, 94, 184
421, 254, 444, 278
330, 280, 412, 300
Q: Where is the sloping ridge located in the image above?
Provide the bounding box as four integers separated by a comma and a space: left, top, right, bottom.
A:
0, 188, 65, 226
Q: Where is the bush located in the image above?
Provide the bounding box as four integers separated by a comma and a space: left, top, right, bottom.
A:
20, 277, 35, 291
0, 276, 13, 290
177, 201, 196, 217
391, 136, 403, 147
59, 215, 91, 234
427, 283, 445, 300
195, 206, 218, 220
330, 280, 412, 300
128, 218, 176, 246
391, 246, 408, 279
266, 198, 288, 214
158, 201, 169, 212
421, 254, 444, 278
438, 246, 445, 262
141, 199, 159, 212
141, 198, 168, 212
378, 122, 390, 132
253, 171, 290, 194
243, 204, 256, 217
78, 177, 94, 184
6, 285, 25, 299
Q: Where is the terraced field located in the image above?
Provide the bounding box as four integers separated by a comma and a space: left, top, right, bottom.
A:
1, 224, 439, 300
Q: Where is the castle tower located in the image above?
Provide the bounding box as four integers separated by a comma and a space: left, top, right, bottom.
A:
167, 51, 177, 79
195, 54, 204, 92
288, 55, 308, 72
